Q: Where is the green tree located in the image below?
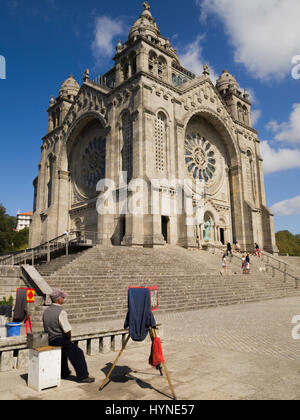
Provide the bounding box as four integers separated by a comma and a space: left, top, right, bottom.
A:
276, 231, 300, 256
0, 205, 30, 254
0, 204, 16, 253
12, 227, 29, 251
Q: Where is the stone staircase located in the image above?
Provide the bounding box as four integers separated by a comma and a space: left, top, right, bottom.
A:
29, 245, 300, 329
35, 251, 86, 277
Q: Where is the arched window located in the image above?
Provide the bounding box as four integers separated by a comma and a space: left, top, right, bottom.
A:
122, 59, 129, 81
243, 105, 249, 125
130, 52, 137, 76
155, 112, 167, 173
237, 102, 243, 122
157, 56, 167, 80
172, 73, 177, 86
121, 113, 133, 182
148, 52, 157, 73
51, 112, 56, 129
47, 155, 55, 208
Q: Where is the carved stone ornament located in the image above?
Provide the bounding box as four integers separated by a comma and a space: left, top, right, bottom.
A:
185, 133, 216, 183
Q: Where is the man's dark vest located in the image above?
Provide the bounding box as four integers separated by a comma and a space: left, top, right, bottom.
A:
43, 304, 64, 342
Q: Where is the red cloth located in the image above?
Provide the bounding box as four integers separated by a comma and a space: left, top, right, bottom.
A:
149, 337, 165, 367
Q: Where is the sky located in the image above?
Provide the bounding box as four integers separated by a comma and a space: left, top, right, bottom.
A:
0, 0, 299, 233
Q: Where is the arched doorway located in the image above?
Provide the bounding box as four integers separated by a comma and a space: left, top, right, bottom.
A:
184, 113, 234, 246
220, 228, 225, 245
162, 216, 170, 244
120, 216, 126, 244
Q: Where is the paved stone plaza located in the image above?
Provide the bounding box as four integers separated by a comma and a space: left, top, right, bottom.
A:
2, 296, 300, 400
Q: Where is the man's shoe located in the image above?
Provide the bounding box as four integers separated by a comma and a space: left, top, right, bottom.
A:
79, 376, 95, 383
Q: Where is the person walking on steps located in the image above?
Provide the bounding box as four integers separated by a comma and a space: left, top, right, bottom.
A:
235, 241, 241, 253
245, 253, 251, 274
254, 243, 261, 258
196, 235, 201, 251
226, 241, 233, 257
242, 254, 247, 274
43, 289, 95, 383
221, 254, 227, 275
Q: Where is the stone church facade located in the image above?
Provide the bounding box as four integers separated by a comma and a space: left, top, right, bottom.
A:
29, 2, 278, 253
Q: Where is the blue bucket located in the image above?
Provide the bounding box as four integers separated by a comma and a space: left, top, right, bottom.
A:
6, 323, 22, 337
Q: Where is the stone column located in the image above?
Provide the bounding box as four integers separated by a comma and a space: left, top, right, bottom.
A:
229, 164, 247, 250
56, 170, 70, 236
122, 108, 145, 246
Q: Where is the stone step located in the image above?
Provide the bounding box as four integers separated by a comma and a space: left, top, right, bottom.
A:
30, 245, 300, 330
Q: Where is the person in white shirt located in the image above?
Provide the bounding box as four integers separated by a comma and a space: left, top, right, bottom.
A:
221, 254, 227, 274
43, 289, 95, 383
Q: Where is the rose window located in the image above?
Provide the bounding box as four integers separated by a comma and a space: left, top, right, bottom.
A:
185, 134, 216, 182
81, 136, 106, 192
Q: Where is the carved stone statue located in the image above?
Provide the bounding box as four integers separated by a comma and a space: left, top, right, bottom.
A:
203, 64, 210, 76
203, 220, 211, 242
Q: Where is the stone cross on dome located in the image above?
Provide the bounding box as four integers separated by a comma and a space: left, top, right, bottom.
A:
143, 1, 150, 11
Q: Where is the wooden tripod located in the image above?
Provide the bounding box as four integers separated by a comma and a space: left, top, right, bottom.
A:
99, 328, 177, 400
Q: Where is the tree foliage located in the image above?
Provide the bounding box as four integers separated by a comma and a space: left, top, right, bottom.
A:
0, 204, 29, 254
276, 231, 300, 257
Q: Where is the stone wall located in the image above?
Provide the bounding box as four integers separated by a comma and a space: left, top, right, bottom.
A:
0, 266, 25, 303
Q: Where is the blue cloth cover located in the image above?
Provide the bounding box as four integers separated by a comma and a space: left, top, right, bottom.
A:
124, 288, 156, 342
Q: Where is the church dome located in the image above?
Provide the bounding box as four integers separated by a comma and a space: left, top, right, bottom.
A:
216, 70, 240, 93
59, 75, 80, 99
129, 2, 161, 40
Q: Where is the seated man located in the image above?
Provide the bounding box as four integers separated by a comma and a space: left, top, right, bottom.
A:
43, 289, 95, 383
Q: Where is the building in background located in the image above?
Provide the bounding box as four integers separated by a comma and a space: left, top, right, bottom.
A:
29, 2, 278, 253
16, 212, 33, 232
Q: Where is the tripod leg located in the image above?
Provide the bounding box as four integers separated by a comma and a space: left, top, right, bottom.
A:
28, 315, 32, 333
99, 335, 131, 391
162, 361, 177, 400
150, 327, 177, 400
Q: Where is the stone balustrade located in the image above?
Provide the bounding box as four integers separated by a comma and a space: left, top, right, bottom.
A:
0, 324, 163, 373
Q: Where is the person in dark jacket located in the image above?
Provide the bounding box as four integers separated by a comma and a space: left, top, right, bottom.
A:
13, 289, 28, 323
226, 241, 233, 257
245, 253, 251, 274
43, 289, 94, 383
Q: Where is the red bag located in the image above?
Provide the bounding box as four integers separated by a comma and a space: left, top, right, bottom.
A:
149, 337, 165, 367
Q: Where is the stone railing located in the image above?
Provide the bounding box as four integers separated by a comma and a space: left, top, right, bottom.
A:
260, 250, 288, 272
0, 231, 98, 267
0, 324, 163, 373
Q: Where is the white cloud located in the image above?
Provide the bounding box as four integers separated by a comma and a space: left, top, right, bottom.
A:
251, 109, 261, 126
178, 35, 218, 83
198, 0, 300, 81
260, 141, 300, 174
92, 16, 127, 65
246, 87, 258, 106
266, 103, 300, 144
271, 195, 300, 216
